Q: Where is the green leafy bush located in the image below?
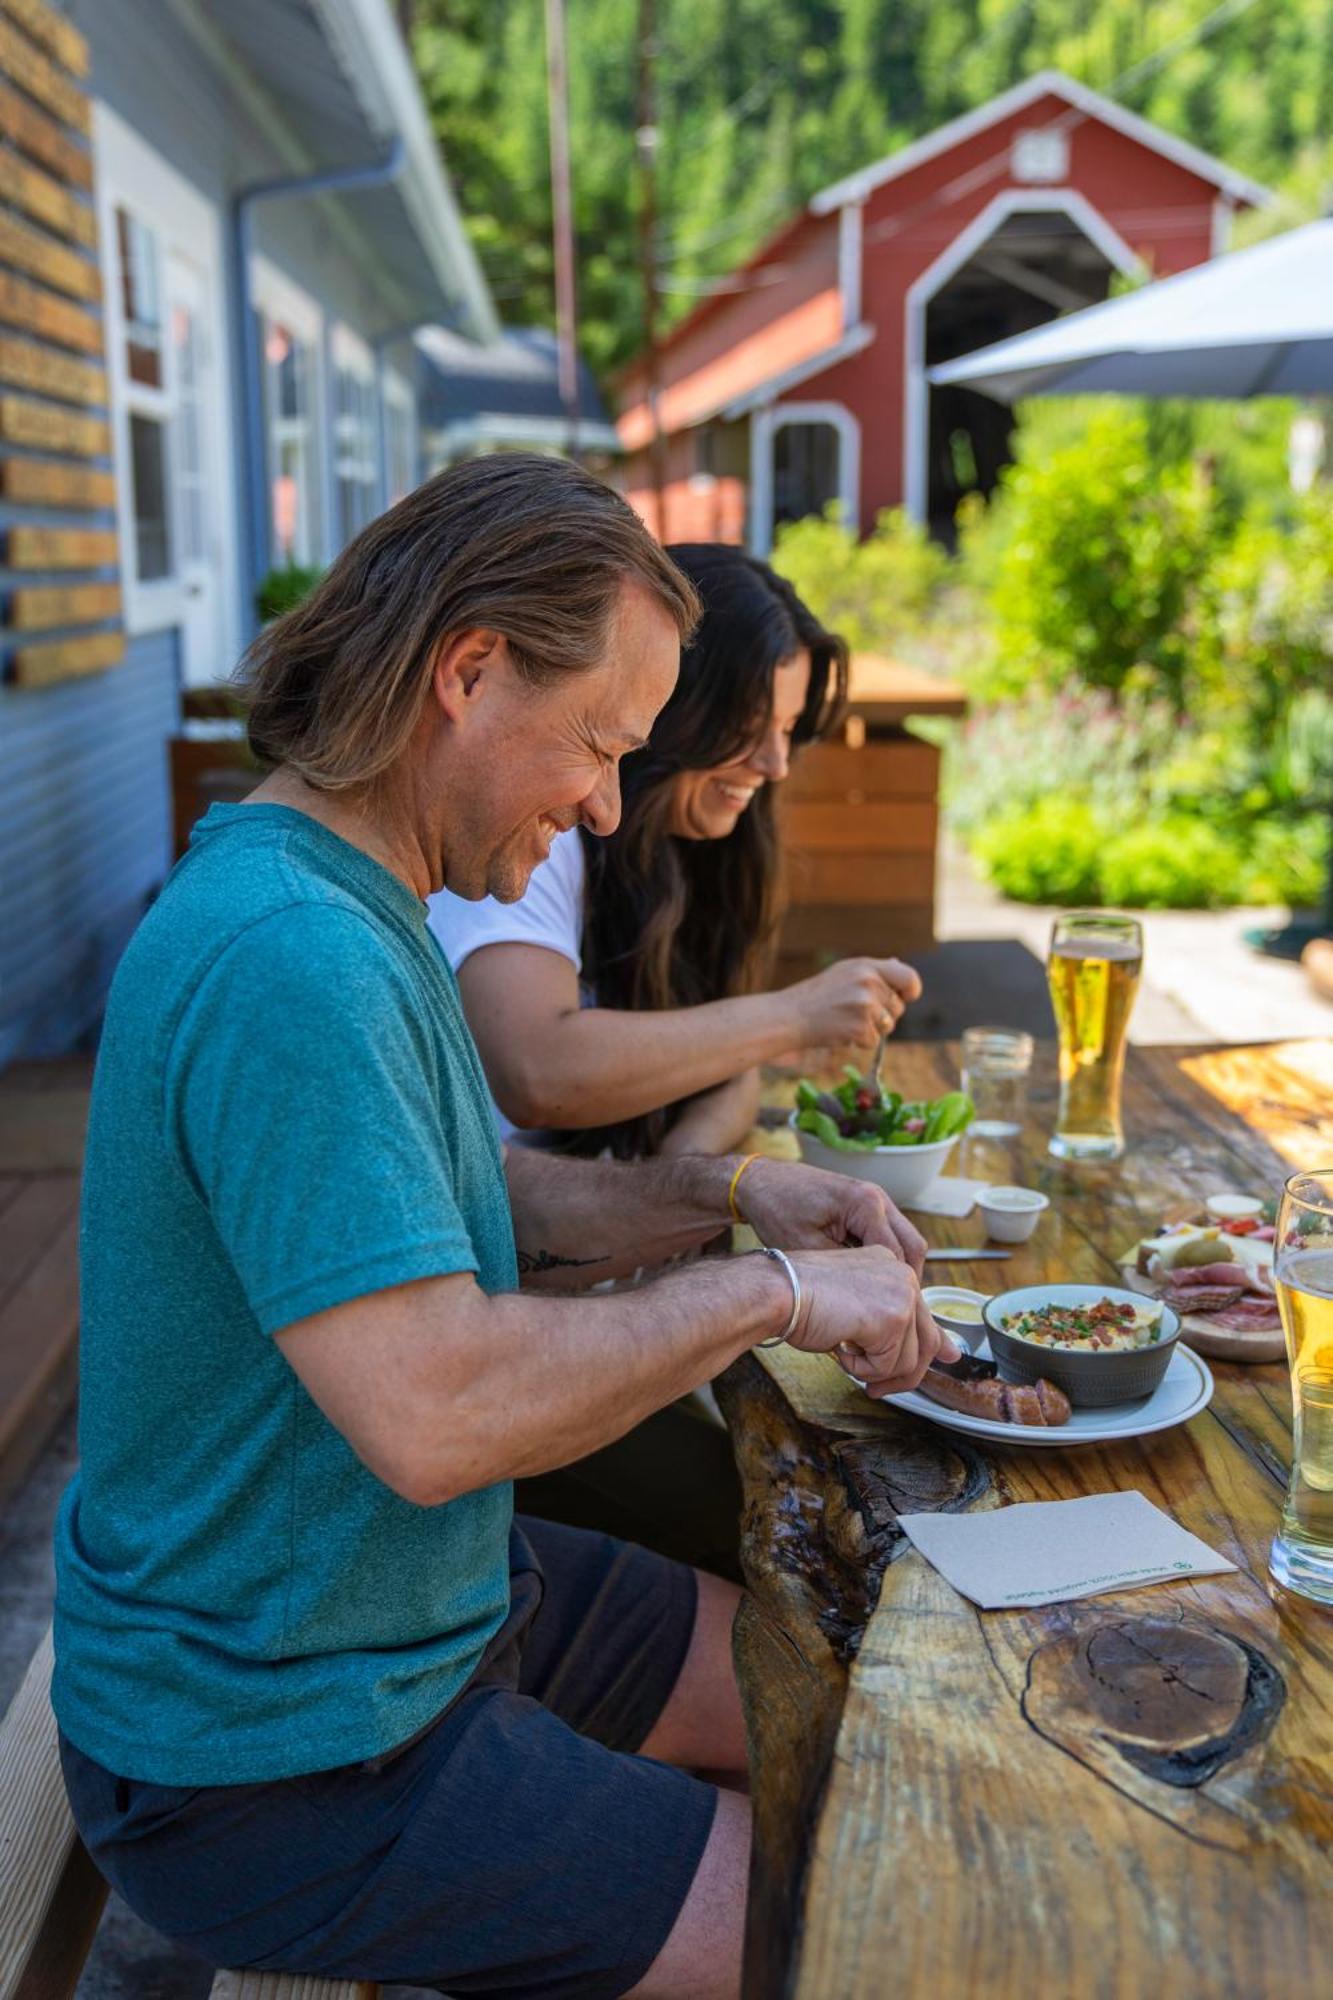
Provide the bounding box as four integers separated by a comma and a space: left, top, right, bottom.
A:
1198, 491, 1333, 740
1099, 819, 1243, 909
256, 564, 323, 623
1240, 813, 1331, 908
772, 505, 953, 652
983, 408, 1224, 707
972, 799, 1104, 904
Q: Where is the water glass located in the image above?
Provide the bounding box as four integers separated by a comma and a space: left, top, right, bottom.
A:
960, 1027, 1034, 1139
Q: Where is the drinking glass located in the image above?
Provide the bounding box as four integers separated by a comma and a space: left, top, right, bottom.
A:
960, 1026, 1034, 1139
1046, 911, 1143, 1162
1270, 1170, 1333, 1604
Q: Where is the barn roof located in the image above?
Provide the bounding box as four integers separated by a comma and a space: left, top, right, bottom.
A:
811, 70, 1273, 216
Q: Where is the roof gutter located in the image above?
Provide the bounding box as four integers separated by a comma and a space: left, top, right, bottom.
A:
312, 0, 499, 345
232, 142, 406, 638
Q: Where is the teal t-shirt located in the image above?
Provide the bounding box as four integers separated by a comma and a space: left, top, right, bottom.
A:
53, 804, 517, 1785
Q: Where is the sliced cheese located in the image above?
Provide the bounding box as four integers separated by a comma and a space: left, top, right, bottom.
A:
1135, 1226, 1237, 1277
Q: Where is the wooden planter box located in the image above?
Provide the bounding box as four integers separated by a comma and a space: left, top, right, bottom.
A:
776, 657, 966, 979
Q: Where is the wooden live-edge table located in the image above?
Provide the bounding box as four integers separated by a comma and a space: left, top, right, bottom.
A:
717, 1039, 1333, 2000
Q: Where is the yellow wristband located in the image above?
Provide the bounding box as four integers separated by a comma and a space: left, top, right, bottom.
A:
728, 1153, 761, 1226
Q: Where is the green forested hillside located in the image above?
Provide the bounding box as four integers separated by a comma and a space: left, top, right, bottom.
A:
411, 0, 1333, 376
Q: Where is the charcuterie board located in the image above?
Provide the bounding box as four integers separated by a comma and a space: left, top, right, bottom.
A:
1116, 1222, 1285, 1363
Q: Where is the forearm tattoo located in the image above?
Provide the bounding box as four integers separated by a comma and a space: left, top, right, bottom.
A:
515, 1246, 605, 1278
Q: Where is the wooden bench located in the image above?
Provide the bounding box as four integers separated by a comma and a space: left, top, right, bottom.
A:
0, 1630, 377, 2000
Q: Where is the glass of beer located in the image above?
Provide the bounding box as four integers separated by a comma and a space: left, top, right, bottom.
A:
1271, 1170, 1333, 1604
1046, 911, 1143, 1162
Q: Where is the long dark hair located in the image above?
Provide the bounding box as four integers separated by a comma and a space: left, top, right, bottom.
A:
574, 544, 848, 1158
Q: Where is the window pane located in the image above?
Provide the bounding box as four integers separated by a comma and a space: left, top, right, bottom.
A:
333, 360, 377, 545
117, 207, 163, 389
129, 411, 171, 581
264, 314, 319, 563
387, 401, 414, 503
773, 422, 839, 527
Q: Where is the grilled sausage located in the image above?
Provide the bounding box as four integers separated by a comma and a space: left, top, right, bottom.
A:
920, 1357, 1071, 1426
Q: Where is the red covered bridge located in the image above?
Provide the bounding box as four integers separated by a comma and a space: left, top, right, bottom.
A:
616, 70, 1269, 547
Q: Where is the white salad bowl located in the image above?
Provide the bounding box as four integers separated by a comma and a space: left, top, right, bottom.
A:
788, 1113, 957, 1206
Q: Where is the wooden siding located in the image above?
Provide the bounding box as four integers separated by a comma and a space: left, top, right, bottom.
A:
0, 0, 120, 710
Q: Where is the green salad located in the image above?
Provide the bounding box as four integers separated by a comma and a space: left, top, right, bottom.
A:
794, 1067, 975, 1152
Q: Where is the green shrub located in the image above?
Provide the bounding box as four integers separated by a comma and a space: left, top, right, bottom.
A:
1099, 819, 1243, 909
771, 505, 953, 651
1239, 813, 1331, 908
972, 798, 1104, 904
256, 563, 323, 623
1197, 492, 1333, 740
984, 408, 1224, 707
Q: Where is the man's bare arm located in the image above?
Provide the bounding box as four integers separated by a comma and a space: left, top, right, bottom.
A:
275, 1242, 945, 1507
503, 1144, 929, 1290
503, 1145, 737, 1287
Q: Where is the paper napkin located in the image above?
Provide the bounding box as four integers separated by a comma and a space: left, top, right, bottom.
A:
894, 1491, 1237, 1609
906, 1176, 985, 1217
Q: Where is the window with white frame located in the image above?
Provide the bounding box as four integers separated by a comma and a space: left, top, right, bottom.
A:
96, 103, 236, 684
252, 261, 324, 569
333, 327, 378, 544
384, 370, 416, 506
114, 206, 172, 583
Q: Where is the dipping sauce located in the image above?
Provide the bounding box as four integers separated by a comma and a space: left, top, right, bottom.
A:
925, 1290, 985, 1325
1002, 1296, 1164, 1352
980, 1186, 1045, 1211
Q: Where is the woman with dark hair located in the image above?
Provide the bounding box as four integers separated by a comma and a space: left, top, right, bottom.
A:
427, 545, 923, 1577
429, 544, 921, 1164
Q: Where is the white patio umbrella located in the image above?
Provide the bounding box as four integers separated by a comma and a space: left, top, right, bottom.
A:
929, 218, 1333, 952
929, 219, 1333, 402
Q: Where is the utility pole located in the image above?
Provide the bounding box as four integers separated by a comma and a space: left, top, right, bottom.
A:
635, 0, 668, 537
544, 0, 581, 461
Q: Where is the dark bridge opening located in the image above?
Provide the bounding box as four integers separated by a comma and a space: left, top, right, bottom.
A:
925, 209, 1122, 542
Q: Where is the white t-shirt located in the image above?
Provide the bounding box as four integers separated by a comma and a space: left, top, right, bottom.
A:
426, 830, 588, 1141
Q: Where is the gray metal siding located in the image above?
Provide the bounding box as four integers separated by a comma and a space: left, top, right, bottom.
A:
0, 630, 179, 1065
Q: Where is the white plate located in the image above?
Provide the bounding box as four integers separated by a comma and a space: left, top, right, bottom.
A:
885, 1337, 1214, 1447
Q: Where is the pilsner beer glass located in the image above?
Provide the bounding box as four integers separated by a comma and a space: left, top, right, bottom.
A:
1270, 1171, 1333, 1604
1046, 911, 1143, 1162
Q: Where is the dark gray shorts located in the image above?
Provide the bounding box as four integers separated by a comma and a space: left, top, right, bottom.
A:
59, 1518, 717, 1999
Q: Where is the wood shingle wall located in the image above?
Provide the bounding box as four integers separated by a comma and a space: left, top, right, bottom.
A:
0, 0, 122, 693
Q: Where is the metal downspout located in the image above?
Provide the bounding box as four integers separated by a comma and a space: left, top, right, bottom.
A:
231, 139, 407, 640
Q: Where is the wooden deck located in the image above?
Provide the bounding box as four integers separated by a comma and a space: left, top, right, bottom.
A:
0, 1059, 87, 1505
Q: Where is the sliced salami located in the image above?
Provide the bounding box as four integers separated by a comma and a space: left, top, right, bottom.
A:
1163, 1281, 1247, 1314
1209, 1298, 1283, 1333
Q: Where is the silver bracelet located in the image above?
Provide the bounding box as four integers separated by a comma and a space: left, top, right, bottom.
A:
756, 1245, 801, 1348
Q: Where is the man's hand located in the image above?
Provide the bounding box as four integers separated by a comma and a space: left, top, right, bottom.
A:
783, 1246, 957, 1397
737, 1157, 927, 1272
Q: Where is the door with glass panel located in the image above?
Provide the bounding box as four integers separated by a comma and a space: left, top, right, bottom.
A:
113, 203, 221, 684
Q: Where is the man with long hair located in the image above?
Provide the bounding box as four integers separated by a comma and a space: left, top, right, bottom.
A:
53, 456, 953, 1999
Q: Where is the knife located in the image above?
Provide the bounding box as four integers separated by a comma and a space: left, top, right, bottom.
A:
923, 1247, 1011, 1261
